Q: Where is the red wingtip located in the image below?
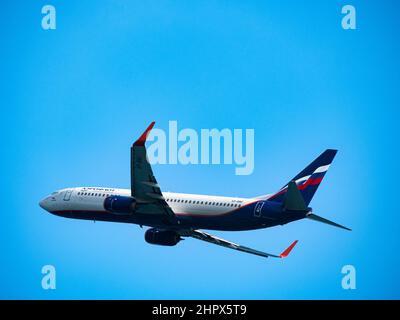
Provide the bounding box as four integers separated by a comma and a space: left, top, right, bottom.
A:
133, 121, 155, 146
279, 240, 298, 258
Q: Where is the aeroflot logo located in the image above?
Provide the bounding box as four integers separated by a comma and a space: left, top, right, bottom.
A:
146, 121, 254, 176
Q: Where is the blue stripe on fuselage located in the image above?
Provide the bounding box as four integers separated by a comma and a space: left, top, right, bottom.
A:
176, 201, 306, 231
51, 200, 307, 231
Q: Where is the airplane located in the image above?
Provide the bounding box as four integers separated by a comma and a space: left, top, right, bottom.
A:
39, 122, 351, 259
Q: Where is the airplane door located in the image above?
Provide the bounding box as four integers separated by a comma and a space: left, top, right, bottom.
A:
63, 190, 72, 201
254, 201, 264, 217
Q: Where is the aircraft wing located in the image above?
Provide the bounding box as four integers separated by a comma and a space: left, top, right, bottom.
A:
131, 122, 176, 223
187, 230, 298, 259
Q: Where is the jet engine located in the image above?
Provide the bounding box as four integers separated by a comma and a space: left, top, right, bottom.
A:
103, 195, 136, 215
144, 228, 181, 246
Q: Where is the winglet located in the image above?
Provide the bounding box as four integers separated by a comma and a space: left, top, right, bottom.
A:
279, 240, 298, 258
133, 122, 155, 146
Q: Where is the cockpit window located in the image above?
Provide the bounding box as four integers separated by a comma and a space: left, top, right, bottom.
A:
51, 192, 58, 195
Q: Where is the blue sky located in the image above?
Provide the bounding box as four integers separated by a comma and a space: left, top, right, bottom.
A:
1, 0, 399, 299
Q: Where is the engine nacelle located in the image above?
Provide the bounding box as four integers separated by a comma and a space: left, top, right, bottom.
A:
103, 195, 136, 215
145, 228, 181, 246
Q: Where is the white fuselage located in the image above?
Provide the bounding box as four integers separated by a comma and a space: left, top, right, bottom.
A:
39, 187, 262, 217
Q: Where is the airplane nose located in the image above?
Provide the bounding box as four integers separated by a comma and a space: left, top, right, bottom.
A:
39, 198, 50, 211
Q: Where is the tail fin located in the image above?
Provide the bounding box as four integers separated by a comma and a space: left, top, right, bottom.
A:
268, 149, 337, 206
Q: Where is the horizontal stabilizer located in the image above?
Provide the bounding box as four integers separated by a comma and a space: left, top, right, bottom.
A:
283, 181, 307, 211
307, 213, 351, 231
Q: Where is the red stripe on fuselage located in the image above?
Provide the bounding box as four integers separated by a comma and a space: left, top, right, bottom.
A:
51, 200, 259, 218
174, 199, 258, 217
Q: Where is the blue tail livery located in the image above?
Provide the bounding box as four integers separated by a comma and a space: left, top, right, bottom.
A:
267, 149, 338, 206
